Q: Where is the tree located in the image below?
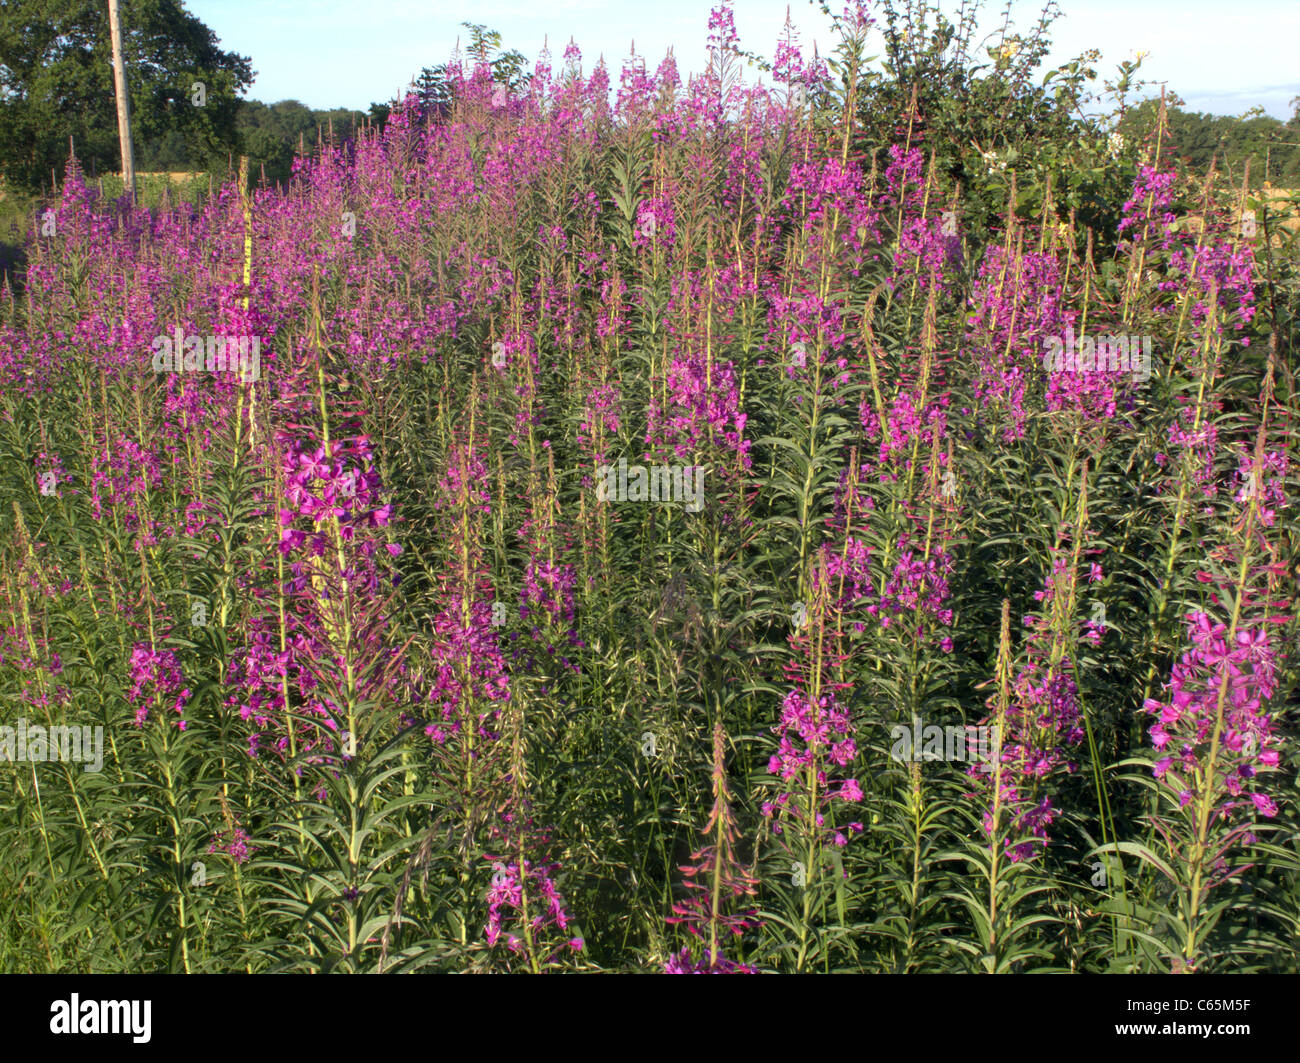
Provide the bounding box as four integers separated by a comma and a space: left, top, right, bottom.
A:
820, 0, 1119, 237
234, 99, 366, 187
375, 23, 531, 130
0, 0, 252, 192
1118, 101, 1300, 187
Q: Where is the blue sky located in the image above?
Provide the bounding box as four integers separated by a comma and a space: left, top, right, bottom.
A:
188, 0, 1300, 121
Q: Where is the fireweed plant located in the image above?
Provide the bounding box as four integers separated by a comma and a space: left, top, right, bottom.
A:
0, 0, 1296, 973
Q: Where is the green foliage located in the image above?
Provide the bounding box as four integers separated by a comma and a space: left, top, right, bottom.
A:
1120, 100, 1300, 187
0, 0, 1297, 976
0, 0, 252, 193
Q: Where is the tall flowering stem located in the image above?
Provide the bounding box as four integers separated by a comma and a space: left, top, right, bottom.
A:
763, 551, 863, 971
1141, 360, 1289, 971
666, 720, 759, 973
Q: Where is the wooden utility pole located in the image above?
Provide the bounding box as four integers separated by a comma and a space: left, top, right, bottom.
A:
107, 0, 136, 202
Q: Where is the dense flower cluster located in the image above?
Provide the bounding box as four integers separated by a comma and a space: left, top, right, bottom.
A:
1145, 611, 1281, 821
1118, 164, 1180, 250
128, 643, 190, 728
208, 823, 253, 864
967, 245, 1070, 442
226, 429, 405, 770
424, 598, 511, 746
763, 688, 864, 847
277, 437, 395, 558
483, 856, 582, 962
